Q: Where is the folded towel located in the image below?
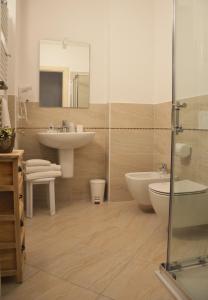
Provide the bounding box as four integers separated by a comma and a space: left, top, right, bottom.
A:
25, 164, 61, 174
24, 159, 51, 167
25, 170, 62, 181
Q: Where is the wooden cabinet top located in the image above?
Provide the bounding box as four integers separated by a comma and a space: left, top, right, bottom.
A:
0, 150, 24, 159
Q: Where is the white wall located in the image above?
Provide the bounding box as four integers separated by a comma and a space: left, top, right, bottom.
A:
109, 0, 154, 104
175, 0, 208, 100
15, 0, 173, 104
7, 0, 16, 94
153, 0, 172, 103
13, 1, 208, 106
16, 0, 109, 103
40, 41, 89, 72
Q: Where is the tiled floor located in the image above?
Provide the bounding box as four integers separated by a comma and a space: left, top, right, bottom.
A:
2, 200, 174, 299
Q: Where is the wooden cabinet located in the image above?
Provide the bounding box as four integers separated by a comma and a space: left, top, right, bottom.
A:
0, 150, 25, 283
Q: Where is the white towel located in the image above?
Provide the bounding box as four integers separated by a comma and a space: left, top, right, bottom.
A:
24, 159, 51, 167
25, 164, 61, 174
1, 97, 11, 127
25, 170, 62, 181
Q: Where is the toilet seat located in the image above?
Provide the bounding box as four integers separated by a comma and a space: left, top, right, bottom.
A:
149, 180, 207, 196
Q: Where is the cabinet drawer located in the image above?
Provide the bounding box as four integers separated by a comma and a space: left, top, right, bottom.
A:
0, 221, 15, 242
0, 249, 16, 270
0, 162, 13, 185
0, 192, 14, 215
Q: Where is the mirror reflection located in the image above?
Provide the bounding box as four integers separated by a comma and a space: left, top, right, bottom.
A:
39, 39, 90, 108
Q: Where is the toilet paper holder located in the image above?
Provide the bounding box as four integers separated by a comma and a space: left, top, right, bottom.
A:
175, 143, 191, 159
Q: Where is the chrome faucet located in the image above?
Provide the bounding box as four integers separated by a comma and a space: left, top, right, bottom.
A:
62, 120, 70, 132
159, 163, 168, 174
61, 120, 75, 132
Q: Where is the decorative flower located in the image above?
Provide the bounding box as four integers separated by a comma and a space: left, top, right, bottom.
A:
0, 128, 14, 140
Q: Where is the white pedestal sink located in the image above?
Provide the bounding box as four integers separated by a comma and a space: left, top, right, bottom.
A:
37, 132, 96, 178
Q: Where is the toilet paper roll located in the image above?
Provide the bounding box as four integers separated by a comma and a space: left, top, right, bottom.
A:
175, 143, 191, 158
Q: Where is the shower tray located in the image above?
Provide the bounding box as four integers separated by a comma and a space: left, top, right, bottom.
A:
156, 263, 208, 300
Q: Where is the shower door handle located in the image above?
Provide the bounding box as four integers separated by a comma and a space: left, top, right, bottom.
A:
174, 102, 187, 135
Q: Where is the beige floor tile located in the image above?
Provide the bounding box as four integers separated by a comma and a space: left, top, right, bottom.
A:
26, 205, 163, 294
2, 271, 99, 300
23, 264, 40, 281
2, 200, 173, 300
97, 296, 113, 300
1, 264, 40, 296
103, 258, 174, 300
134, 224, 168, 264
148, 284, 174, 300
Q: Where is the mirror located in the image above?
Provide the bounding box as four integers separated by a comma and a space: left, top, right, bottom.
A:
39, 39, 90, 108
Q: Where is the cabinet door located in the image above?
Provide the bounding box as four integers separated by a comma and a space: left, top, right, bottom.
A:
0, 162, 13, 185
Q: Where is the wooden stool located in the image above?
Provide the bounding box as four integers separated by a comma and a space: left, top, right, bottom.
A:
26, 178, 55, 218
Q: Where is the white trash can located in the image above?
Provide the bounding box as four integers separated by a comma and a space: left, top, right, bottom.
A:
90, 179, 106, 204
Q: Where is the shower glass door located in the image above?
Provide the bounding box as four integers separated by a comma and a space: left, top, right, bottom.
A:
167, 0, 208, 298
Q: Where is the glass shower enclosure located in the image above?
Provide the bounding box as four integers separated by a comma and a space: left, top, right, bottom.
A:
158, 1, 208, 299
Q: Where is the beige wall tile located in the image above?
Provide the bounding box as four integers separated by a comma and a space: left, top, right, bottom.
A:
154, 101, 171, 129
153, 129, 171, 171
110, 103, 154, 128
153, 154, 171, 172
109, 152, 153, 202
153, 130, 171, 156
111, 130, 154, 155
110, 178, 132, 202
19, 102, 107, 129
110, 153, 153, 178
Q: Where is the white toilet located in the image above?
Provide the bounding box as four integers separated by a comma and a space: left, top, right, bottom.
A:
125, 172, 170, 211
149, 180, 208, 228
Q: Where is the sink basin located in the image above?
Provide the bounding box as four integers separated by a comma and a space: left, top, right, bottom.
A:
38, 132, 95, 150
37, 131, 95, 178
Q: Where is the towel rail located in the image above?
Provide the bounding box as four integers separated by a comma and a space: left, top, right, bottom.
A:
0, 0, 8, 85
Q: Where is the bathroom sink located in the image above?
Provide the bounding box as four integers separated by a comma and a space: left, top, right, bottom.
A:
38, 132, 95, 150
37, 132, 95, 178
